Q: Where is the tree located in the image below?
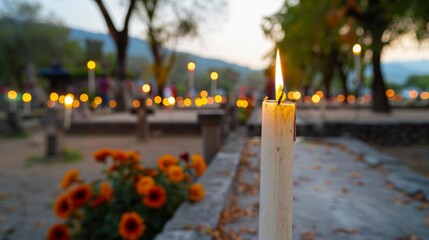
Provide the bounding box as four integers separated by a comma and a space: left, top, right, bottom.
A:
344, 0, 429, 112
93, 0, 137, 111
0, 1, 83, 90
135, 0, 225, 98
262, 0, 353, 100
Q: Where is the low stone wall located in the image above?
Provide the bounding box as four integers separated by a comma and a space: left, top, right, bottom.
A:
155, 132, 245, 240
322, 121, 429, 146
248, 120, 429, 146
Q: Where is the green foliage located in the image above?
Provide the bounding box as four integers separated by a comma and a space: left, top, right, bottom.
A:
0, 1, 85, 90
406, 75, 429, 90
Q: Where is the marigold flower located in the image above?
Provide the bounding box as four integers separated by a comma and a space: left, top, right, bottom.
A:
69, 184, 92, 208
118, 211, 146, 240
53, 193, 73, 219
143, 185, 166, 208
184, 173, 192, 183
157, 154, 178, 172
144, 169, 158, 177
135, 176, 155, 196
167, 165, 184, 183
47, 224, 70, 240
60, 169, 79, 190
189, 183, 205, 202
111, 149, 128, 162
126, 151, 140, 163
190, 154, 207, 177
90, 195, 105, 208
179, 152, 189, 162
100, 181, 113, 201
93, 148, 111, 163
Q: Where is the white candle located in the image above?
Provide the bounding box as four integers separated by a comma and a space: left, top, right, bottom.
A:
259, 49, 296, 240
64, 95, 73, 130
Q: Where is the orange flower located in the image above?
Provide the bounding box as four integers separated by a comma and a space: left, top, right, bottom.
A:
100, 181, 113, 201
190, 154, 207, 177
111, 149, 128, 162
118, 211, 146, 240
184, 173, 192, 183
189, 183, 205, 202
143, 185, 166, 208
69, 184, 92, 208
47, 224, 70, 240
144, 169, 158, 177
133, 164, 145, 171
60, 169, 79, 190
135, 176, 155, 196
93, 148, 111, 163
157, 154, 178, 172
53, 193, 73, 219
167, 165, 184, 183
126, 151, 140, 163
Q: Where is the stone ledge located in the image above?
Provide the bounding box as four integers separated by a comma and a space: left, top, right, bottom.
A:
155, 132, 245, 240
322, 137, 429, 198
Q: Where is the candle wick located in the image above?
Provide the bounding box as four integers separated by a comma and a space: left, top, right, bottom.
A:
277, 92, 284, 105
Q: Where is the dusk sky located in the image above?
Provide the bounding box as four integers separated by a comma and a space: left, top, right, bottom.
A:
36, 0, 429, 70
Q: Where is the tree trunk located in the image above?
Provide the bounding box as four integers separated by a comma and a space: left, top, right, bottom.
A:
336, 60, 349, 103
114, 32, 128, 111
371, 31, 391, 113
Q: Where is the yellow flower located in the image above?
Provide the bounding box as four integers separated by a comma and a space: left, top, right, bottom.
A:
189, 183, 205, 202
61, 169, 80, 190
190, 154, 207, 177
118, 211, 146, 240
167, 165, 184, 183
53, 193, 73, 219
157, 154, 178, 172
135, 176, 155, 196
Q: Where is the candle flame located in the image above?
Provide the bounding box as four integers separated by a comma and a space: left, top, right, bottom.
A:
275, 49, 284, 101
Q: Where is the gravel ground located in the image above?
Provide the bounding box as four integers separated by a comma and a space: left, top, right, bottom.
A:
0, 131, 202, 240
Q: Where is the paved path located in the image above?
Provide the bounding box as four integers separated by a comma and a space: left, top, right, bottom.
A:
219, 137, 429, 240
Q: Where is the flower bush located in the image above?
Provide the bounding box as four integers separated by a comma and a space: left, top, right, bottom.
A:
47, 149, 206, 240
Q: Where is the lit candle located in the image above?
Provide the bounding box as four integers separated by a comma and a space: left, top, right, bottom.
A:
22, 92, 32, 115
7, 90, 18, 112
64, 94, 74, 130
259, 49, 296, 240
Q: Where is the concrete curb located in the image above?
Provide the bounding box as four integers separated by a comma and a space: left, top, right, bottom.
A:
155, 131, 246, 240
321, 136, 429, 198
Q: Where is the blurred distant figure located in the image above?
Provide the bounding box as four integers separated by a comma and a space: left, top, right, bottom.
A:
264, 67, 275, 100
98, 75, 110, 107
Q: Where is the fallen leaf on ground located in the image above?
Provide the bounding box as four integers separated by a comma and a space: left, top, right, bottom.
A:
332, 227, 357, 235
314, 186, 325, 192
349, 172, 362, 178
356, 181, 364, 186
330, 166, 338, 173
301, 231, 315, 240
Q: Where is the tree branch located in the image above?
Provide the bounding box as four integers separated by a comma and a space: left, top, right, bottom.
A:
123, 0, 137, 33
94, 0, 118, 41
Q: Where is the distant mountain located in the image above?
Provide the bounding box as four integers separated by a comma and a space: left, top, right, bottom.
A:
381, 60, 429, 85
70, 28, 429, 85
69, 28, 255, 78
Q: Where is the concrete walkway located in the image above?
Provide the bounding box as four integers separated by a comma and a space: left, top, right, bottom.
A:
218, 137, 429, 240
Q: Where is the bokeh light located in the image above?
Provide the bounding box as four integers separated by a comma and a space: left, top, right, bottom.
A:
80, 93, 89, 102
50, 92, 59, 102
408, 90, 418, 99
94, 96, 102, 105
215, 95, 222, 103
87, 60, 96, 70
132, 99, 141, 108
200, 90, 208, 98
7, 90, 17, 100
109, 100, 117, 109
293, 91, 301, 100
311, 94, 320, 103
146, 98, 153, 107
142, 84, 151, 93
154, 96, 162, 104
385, 89, 395, 98
22, 93, 32, 102
184, 98, 192, 107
